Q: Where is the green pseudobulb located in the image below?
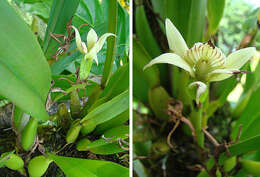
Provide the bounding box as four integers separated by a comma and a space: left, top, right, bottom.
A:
28, 155, 52, 177
2, 153, 24, 170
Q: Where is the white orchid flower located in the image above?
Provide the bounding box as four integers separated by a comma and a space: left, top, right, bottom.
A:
144, 18, 256, 103
72, 26, 115, 80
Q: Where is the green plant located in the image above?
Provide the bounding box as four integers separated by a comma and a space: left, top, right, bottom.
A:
0, 0, 129, 176
133, 0, 260, 177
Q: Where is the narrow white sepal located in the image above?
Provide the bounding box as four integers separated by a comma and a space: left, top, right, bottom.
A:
208, 68, 240, 82
225, 47, 256, 69
165, 18, 189, 57
86, 33, 116, 59
189, 81, 207, 105
81, 42, 88, 54
143, 53, 193, 76
72, 26, 86, 54
209, 68, 240, 74
95, 33, 116, 53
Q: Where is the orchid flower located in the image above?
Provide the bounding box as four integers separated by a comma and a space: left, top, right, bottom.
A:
144, 18, 256, 103
72, 26, 115, 80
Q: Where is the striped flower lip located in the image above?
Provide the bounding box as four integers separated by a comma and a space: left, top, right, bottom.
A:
144, 18, 256, 103
184, 42, 227, 82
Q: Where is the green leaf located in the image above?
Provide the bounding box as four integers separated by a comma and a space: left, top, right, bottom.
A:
80, 90, 129, 125
239, 113, 260, 141
78, 125, 129, 155
116, 4, 130, 56
133, 37, 160, 89
50, 50, 81, 75
23, 0, 52, 4
79, 140, 126, 155
219, 135, 260, 164
104, 125, 128, 138
133, 70, 149, 102
22, 2, 51, 20
101, 0, 118, 87
244, 62, 260, 93
163, 0, 191, 43
84, 0, 103, 25
206, 0, 226, 37
212, 77, 237, 106
49, 155, 96, 177
48, 154, 129, 177
86, 63, 129, 112
74, 0, 93, 26
186, 0, 207, 47
135, 4, 161, 58
163, 0, 206, 47
231, 86, 260, 140
42, 0, 80, 59
100, 64, 129, 99
95, 109, 129, 135
0, 0, 51, 121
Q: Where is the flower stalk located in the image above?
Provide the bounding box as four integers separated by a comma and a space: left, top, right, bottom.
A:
190, 107, 204, 147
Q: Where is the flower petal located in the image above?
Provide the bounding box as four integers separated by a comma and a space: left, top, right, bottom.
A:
225, 47, 256, 69
95, 33, 116, 53
72, 26, 87, 54
165, 18, 189, 57
208, 68, 239, 81
87, 28, 98, 51
86, 33, 115, 60
81, 42, 88, 54
143, 53, 193, 76
93, 55, 98, 65
189, 81, 207, 104
210, 68, 240, 74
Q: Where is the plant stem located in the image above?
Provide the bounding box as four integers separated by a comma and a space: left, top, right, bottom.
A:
79, 56, 93, 80
177, 71, 191, 105
190, 106, 204, 147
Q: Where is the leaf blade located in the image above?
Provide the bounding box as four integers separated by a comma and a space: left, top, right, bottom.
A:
48, 154, 129, 177
0, 0, 51, 120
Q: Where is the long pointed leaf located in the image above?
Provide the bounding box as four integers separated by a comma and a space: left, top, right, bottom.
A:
42, 0, 80, 59
80, 90, 129, 125
0, 0, 51, 120
101, 0, 118, 87
219, 135, 260, 164
48, 154, 129, 177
